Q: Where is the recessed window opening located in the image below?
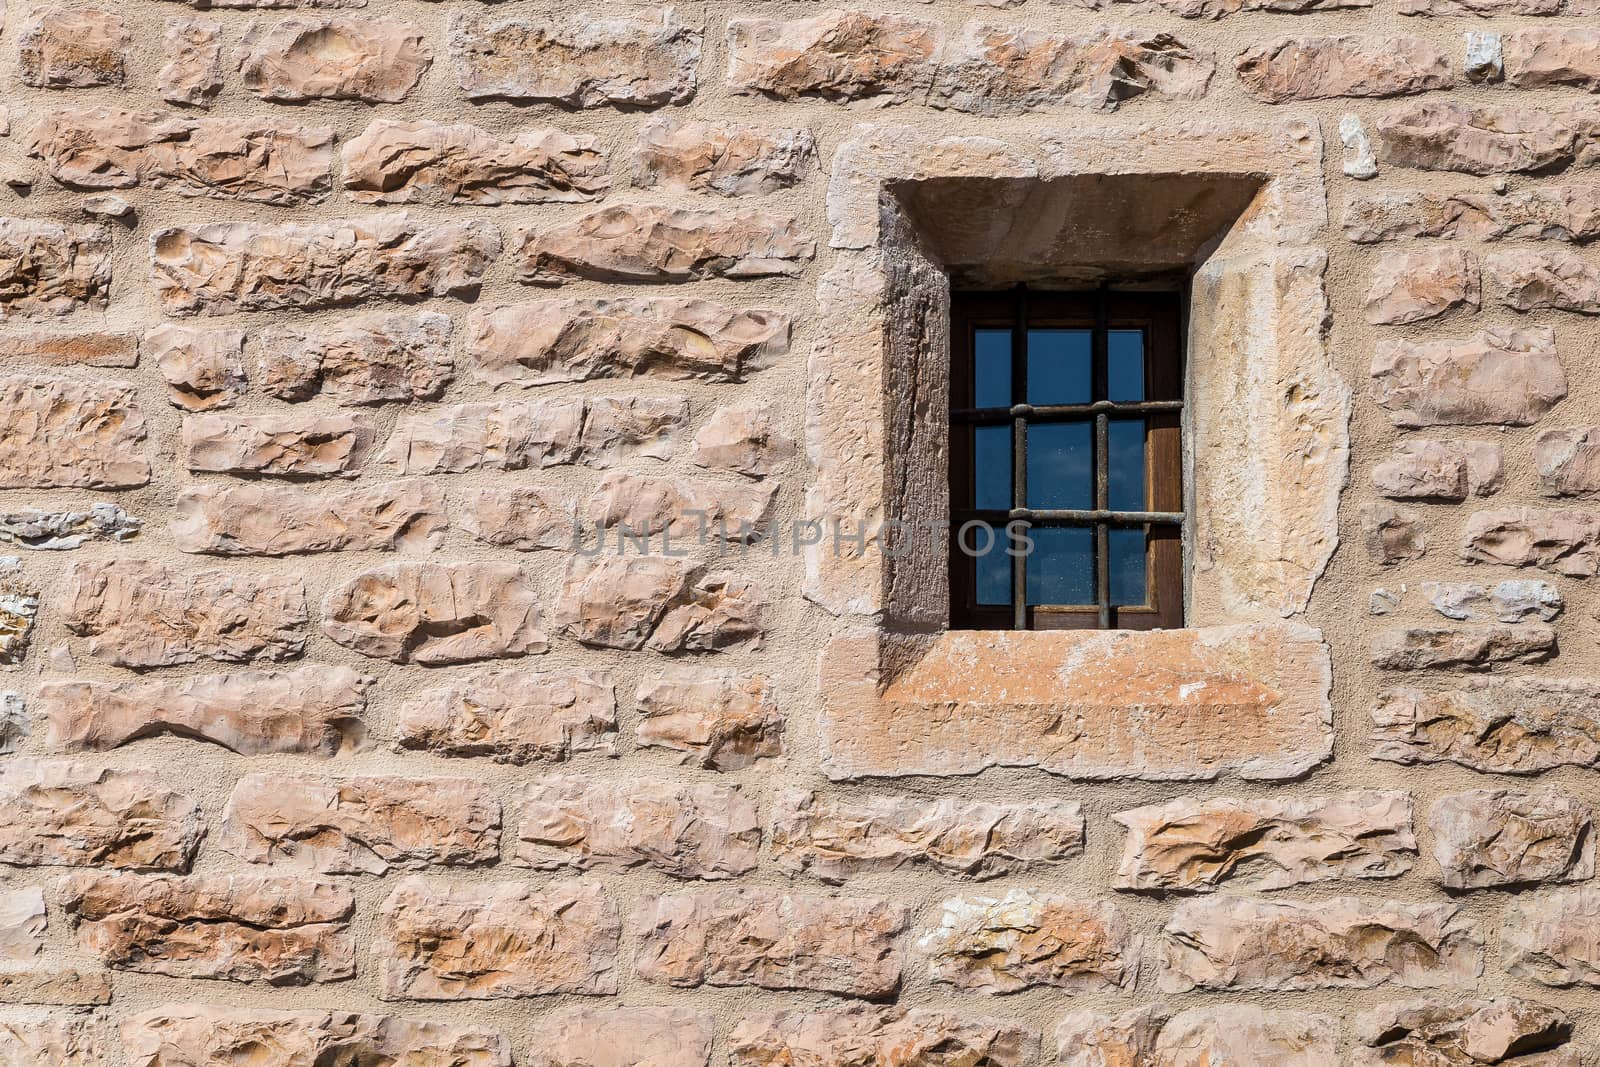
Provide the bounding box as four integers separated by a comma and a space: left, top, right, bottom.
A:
949, 284, 1184, 631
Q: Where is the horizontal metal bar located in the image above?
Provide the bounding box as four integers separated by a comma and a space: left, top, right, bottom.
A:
952, 399, 1183, 423
953, 509, 1184, 526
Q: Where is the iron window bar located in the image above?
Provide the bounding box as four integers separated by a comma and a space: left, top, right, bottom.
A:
965, 282, 1185, 630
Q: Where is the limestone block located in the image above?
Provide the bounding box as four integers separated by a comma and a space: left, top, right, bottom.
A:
1372, 679, 1600, 773
530, 1009, 714, 1067
632, 118, 817, 196
321, 561, 546, 665
727, 11, 942, 103
183, 413, 372, 478
692, 400, 796, 477
161, 18, 223, 106
517, 205, 814, 284
634, 668, 784, 770
143, 324, 247, 411
172, 480, 446, 555
1502, 885, 1600, 986
343, 120, 609, 205
1430, 789, 1593, 889
1352, 998, 1578, 1067
1372, 440, 1501, 501
19, 10, 129, 88
393, 668, 616, 764
255, 311, 453, 405
732, 1006, 1036, 1067
918, 891, 1137, 993
0, 378, 146, 489
235, 16, 430, 102
0, 760, 203, 871
1237, 36, 1453, 102
1377, 101, 1578, 174
1370, 327, 1566, 427
1461, 508, 1600, 576
1486, 249, 1600, 314
0, 221, 112, 319
1364, 249, 1480, 325
1370, 625, 1555, 670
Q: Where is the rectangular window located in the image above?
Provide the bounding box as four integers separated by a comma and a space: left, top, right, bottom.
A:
949, 287, 1184, 630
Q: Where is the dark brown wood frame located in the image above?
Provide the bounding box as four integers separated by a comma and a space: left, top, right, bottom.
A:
949, 286, 1185, 630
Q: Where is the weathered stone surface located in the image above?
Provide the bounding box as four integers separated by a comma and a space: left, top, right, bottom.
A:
1372, 679, 1600, 773
518, 205, 813, 285
222, 773, 500, 875
467, 298, 789, 387
0, 1016, 105, 1065
1430, 789, 1593, 889
588, 472, 775, 542
0, 760, 202, 871
144, 324, 247, 411
1461, 508, 1600, 576
62, 559, 306, 667
1373, 440, 1502, 501
0, 563, 36, 668
0, 332, 136, 368
1377, 101, 1578, 174
693, 400, 795, 477
1487, 249, 1600, 315
1058, 1006, 1340, 1067
1504, 29, 1600, 90
376, 877, 619, 999
1465, 31, 1505, 82
1370, 327, 1565, 428
0, 220, 112, 319
633, 888, 907, 996
633, 118, 816, 197
932, 25, 1215, 113
1113, 791, 1415, 893
39, 666, 370, 757
151, 214, 499, 316
0, 695, 25, 758
235, 17, 430, 102
343, 120, 609, 206
0, 504, 139, 551
19, 10, 129, 88
733, 1006, 1036, 1067
28, 109, 334, 205
0, 968, 111, 1006
161, 17, 224, 107
0, 888, 45, 961
1236, 36, 1453, 103
183, 412, 371, 478
449, 8, 701, 107
394, 668, 616, 764
256, 311, 453, 406
918, 891, 1136, 994
555, 556, 768, 653
322, 562, 546, 665
121, 1006, 514, 1067
456, 486, 574, 551
1365, 249, 1480, 325
1401, 0, 1580, 11
173, 480, 445, 556
635, 669, 784, 770
82, 195, 132, 220
1352, 998, 1578, 1067
820, 624, 1332, 781
1371, 625, 1556, 671
61, 871, 354, 983
1422, 579, 1562, 622
773, 792, 1083, 884
1535, 428, 1600, 498
1344, 187, 1600, 244
383, 396, 687, 474
1502, 886, 1600, 987
1161, 896, 1482, 991
531, 1008, 714, 1067
517, 775, 759, 879
727, 12, 942, 103
1342, 113, 1379, 178
0, 378, 146, 489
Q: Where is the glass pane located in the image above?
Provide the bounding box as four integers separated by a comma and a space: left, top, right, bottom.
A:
1027, 330, 1091, 405
974, 528, 1011, 606
1108, 329, 1144, 401
974, 426, 1011, 510
1110, 527, 1148, 606
1026, 526, 1094, 606
974, 329, 1012, 408
1026, 422, 1092, 509
1107, 419, 1146, 512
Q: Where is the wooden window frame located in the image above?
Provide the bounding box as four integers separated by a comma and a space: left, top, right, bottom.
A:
949, 286, 1185, 631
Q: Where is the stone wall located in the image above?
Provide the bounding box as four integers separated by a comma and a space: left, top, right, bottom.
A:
0, 0, 1594, 1064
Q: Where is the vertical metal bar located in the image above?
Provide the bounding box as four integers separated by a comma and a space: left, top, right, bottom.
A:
1011, 283, 1028, 630
1093, 284, 1111, 628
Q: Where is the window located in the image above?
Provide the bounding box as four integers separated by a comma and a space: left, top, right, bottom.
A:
949, 286, 1184, 630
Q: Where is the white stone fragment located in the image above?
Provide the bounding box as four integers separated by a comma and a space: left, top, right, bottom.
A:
1340, 115, 1378, 180
1465, 32, 1503, 83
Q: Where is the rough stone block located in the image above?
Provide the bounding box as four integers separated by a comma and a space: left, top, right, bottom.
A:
1370, 625, 1556, 671
61, 871, 354, 984
732, 1006, 1037, 1067
0, 220, 112, 320
1058, 1006, 1340, 1067
235, 16, 431, 102
554, 556, 768, 653
727, 12, 942, 103
182, 412, 372, 478
144, 324, 247, 411
0, 378, 147, 489
1365, 249, 1480, 325
587, 471, 775, 542
343, 120, 609, 205
693, 400, 796, 477
0, 1016, 105, 1065
516, 775, 760, 879
321, 561, 546, 664
633, 888, 908, 996
1422, 579, 1561, 622
1486, 249, 1600, 314
393, 668, 616, 764
1378, 101, 1578, 174
1535, 428, 1600, 496
1505, 29, 1600, 90
1372, 440, 1501, 501
635, 668, 784, 770
19, 10, 129, 88
172, 480, 446, 556
0, 332, 136, 368
1236, 35, 1453, 102
1372, 679, 1600, 773
1461, 508, 1600, 576
375, 877, 619, 999
38, 666, 370, 757
161, 17, 224, 107
1370, 327, 1565, 427
530, 1009, 714, 1067
1502, 886, 1600, 987
0, 505, 140, 551
1352, 998, 1578, 1067
0, 760, 203, 872
1430, 789, 1593, 889
632, 117, 817, 196
0, 888, 45, 961
456, 486, 574, 551
773, 791, 1083, 883
255, 311, 453, 406
918, 891, 1137, 993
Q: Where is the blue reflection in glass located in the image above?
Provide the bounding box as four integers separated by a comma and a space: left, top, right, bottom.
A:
974, 426, 1011, 510
974, 330, 1012, 408
1026, 527, 1094, 606
1027, 330, 1091, 405
1107, 419, 1146, 512
974, 529, 1010, 605
1109, 528, 1148, 606
1108, 329, 1144, 402
1026, 422, 1092, 509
